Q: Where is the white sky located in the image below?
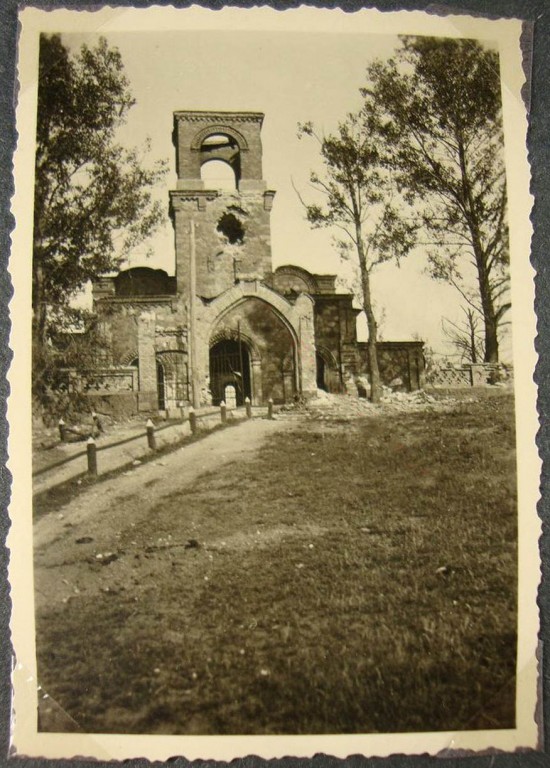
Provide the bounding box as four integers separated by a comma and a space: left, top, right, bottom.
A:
63, 29, 511, 360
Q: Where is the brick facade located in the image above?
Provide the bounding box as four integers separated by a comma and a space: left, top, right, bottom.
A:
92, 109, 424, 413
170, 190, 274, 300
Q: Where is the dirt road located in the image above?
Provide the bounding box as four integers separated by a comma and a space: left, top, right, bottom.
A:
34, 416, 294, 612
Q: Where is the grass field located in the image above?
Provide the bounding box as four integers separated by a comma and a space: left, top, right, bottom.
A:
35, 393, 517, 735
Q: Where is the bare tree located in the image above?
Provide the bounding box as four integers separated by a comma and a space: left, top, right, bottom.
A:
442, 306, 485, 364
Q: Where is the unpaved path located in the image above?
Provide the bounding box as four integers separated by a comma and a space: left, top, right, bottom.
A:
34, 416, 295, 612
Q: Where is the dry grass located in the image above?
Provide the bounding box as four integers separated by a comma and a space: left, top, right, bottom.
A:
36, 393, 517, 735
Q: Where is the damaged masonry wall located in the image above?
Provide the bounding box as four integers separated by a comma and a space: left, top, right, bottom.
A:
91, 109, 424, 415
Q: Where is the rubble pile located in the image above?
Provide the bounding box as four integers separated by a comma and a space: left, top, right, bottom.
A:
280, 388, 457, 422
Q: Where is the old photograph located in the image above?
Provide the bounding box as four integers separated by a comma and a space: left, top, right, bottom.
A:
9, 5, 540, 761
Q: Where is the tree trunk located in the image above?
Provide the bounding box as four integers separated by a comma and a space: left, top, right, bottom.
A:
352, 206, 382, 403
472, 248, 499, 363
483, 314, 499, 363
33, 257, 48, 347
458, 138, 500, 363
359, 259, 382, 404
469, 315, 478, 364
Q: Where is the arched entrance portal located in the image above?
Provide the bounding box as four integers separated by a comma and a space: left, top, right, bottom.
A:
209, 339, 251, 406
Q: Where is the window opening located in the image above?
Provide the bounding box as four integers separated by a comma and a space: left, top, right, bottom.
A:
200, 159, 237, 191
201, 134, 235, 149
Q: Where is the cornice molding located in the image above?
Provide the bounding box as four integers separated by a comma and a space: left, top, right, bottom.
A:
175, 110, 264, 125
96, 296, 176, 309
170, 189, 219, 212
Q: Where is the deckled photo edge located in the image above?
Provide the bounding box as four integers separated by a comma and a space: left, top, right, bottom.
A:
8, 5, 540, 761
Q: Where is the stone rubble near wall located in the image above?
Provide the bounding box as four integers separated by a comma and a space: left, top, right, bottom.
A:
280, 389, 459, 422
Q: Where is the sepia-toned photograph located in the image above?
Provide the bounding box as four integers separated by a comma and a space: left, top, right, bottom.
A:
8, 5, 540, 761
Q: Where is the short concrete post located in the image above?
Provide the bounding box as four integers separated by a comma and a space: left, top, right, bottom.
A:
267, 398, 274, 420
189, 407, 197, 434
245, 397, 252, 418
146, 419, 156, 451
87, 437, 98, 476
220, 400, 227, 424
58, 418, 67, 442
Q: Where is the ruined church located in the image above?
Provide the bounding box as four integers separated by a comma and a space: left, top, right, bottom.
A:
91, 111, 424, 413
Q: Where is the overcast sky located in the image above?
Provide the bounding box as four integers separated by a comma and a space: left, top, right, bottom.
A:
62, 29, 510, 360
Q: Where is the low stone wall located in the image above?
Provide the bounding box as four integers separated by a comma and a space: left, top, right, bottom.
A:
356, 341, 426, 392
428, 363, 512, 388
85, 392, 139, 419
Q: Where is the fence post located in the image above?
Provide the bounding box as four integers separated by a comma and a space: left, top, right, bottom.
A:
245, 397, 252, 418
146, 419, 156, 451
267, 398, 274, 420
220, 400, 227, 424
87, 437, 98, 476
91, 411, 102, 434
189, 406, 197, 434
58, 418, 67, 442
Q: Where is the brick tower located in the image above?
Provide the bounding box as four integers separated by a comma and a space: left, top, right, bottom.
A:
169, 111, 276, 300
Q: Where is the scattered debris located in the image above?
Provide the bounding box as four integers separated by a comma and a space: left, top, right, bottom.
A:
76, 536, 94, 544
280, 389, 457, 423
95, 552, 118, 565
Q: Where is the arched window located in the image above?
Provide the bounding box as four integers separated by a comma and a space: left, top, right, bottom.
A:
201, 134, 235, 149
200, 132, 241, 188
201, 159, 237, 191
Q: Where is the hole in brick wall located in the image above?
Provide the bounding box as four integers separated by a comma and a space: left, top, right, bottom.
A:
217, 213, 245, 244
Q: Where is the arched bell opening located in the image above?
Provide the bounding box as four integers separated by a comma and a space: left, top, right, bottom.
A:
209, 339, 252, 406
201, 158, 238, 191
200, 133, 241, 189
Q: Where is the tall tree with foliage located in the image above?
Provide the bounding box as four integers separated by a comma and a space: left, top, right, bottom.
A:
297, 113, 416, 403
363, 36, 509, 362
33, 34, 166, 348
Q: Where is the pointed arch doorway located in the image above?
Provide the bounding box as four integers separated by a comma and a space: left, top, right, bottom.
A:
209, 338, 252, 406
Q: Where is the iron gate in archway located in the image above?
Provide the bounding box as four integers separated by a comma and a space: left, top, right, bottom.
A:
209, 339, 251, 406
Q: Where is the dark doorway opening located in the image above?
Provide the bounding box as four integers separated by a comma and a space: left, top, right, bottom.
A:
316, 352, 328, 391
157, 362, 166, 410
209, 339, 251, 406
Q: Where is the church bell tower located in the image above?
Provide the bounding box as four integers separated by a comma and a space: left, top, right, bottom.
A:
169, 111, 276, 301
